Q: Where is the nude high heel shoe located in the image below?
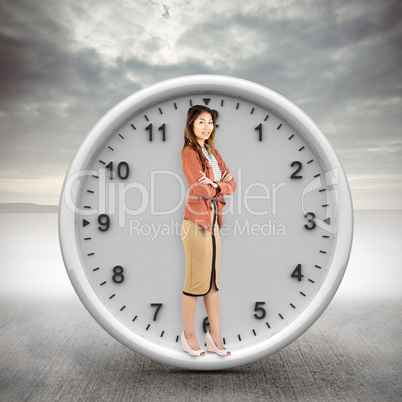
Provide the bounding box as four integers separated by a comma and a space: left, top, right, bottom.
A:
181, 331, 205, 356
205, 330, 231, 356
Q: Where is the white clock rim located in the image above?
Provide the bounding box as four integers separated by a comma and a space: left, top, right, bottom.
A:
58, 74, 354, 370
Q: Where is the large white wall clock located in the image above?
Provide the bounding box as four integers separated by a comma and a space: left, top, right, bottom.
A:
59, 74, 353, 370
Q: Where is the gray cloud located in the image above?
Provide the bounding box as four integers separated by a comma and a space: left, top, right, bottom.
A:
0, 0, 401, 207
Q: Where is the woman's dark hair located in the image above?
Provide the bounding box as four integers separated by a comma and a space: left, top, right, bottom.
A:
181, 105, 217, 172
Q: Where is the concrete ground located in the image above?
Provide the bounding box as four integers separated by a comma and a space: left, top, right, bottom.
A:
0, 295, 401, 401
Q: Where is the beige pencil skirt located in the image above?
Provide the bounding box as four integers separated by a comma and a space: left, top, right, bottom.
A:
181, 201, 220, 297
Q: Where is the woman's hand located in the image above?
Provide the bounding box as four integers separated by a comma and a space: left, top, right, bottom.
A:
198, 170, 232, 188
221, 170, 233, 182
198, 171, 218, 188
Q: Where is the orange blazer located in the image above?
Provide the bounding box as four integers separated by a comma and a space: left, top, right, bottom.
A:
182, 145, 236, 233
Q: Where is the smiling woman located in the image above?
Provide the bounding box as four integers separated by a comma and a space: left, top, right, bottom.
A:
193, 111, 214, 143
180, 104, 236, 357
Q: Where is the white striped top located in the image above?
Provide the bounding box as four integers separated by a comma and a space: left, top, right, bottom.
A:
201, 144, 222, 181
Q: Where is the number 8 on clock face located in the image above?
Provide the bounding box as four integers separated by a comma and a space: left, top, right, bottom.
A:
59, 75, 353, 370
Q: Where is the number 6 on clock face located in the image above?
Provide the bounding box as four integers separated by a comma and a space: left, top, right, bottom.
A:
59, 75, 353, 370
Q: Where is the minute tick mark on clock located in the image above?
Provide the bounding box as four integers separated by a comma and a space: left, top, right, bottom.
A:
288, 134, 294, 140
100, 281, 106, 286
308, 279, 315, 283
314, 173, 321, 178
84, 237, 91, 240
277, 123, 282, 130
290, 303, 296, 309
320, 250, 327, 254
300, 292, 306, 297
92, 174, 99, 179
93, 267, 99, 271
118, 133, 124, 139
298, 146, 305, 151
158, 108, 163, 114
132, 316, 137, 322
319, 189, 326, 192
109, 294, 115, 299
144, 115, 149, 121
87, 252, 94, 256
307, 159, 314, 164
251, 107, 254, 114
322, 204, 329, 207
120, 305, 126, 311
146, 324, 150, 330
252, 329, 256, 336
108, 146, 114, 151
279, 314, 284, 319
266, 322, 271, 329
131, 124, 136, 130
264, 114, 269, 121
160, 331, 164, 337
315, 265, 322, 269
236, 102, 239, 109
322, 235, 329, 238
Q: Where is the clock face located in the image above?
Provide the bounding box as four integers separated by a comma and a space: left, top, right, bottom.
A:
59, 75, 353, 370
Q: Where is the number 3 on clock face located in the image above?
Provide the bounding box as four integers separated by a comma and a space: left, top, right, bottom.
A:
59, 75, 353, 370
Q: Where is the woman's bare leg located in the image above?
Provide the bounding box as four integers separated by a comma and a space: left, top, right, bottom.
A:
182, 294, 205, 354
203, 280, 230, 354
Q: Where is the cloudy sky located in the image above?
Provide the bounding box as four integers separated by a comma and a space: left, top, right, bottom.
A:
0, 0, 401, 209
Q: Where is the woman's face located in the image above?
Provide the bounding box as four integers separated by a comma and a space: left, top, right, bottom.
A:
193, 112, 214, 145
